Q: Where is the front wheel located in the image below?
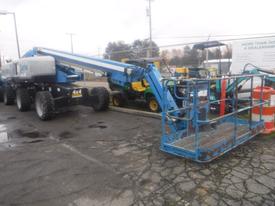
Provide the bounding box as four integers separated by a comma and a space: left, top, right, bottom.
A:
3, 86, 15, 105
147, 96, 160, 113
91, 87, 109, 111
112, 93, 127, 107
35, 91, 55, 120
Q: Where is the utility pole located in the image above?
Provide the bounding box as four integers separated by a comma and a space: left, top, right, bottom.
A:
97, 47, 101, 58
205, 34, 211, 68
66, 33, 75, 53
0, 11, 21, 58
12, 12, 20, 58
146, 0, 153, 58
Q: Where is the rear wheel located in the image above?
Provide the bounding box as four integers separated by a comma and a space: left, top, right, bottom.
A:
16, 88, 31, 111
3, 86, 15, 105
91, 87, 109, 111
147, 96, 160, 113
81, 88, 89, 106
35, 91, 55, 120
112, 93, 127, 107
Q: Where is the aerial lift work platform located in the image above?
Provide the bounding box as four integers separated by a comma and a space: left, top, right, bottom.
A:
161, 73, 267, 162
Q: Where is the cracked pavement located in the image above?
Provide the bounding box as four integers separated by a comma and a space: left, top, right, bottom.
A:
0, 104, 275, 206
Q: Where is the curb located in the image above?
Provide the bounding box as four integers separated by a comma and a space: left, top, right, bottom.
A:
109, 106, 161, 119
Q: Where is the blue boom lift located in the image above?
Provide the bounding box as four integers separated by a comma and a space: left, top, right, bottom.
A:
24, 47, 179, 112
0, 47, 178, 120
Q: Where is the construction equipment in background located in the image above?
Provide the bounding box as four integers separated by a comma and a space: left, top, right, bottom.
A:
105, 40, 275, 114
175, 66, 215, 79
252, 86, 275, 134
118, 57, 219, 112
200, 59, 232, 75
193, 41, 231, 75
112, 57, 163, 112
209, 65, 275, 114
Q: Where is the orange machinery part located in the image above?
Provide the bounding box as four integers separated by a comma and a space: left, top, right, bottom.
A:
220, 79, 227, 116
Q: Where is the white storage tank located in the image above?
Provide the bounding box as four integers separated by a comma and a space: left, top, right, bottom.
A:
1, 56, 56, 81
17, 56, 56, 79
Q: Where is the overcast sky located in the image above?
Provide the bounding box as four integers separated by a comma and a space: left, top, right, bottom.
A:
0, 0, 274, 58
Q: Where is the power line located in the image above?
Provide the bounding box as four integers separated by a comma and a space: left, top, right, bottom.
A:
159, 35, 275, 49
153, 32, 275, 39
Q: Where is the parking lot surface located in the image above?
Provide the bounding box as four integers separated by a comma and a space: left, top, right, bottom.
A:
0, 104, 275, 206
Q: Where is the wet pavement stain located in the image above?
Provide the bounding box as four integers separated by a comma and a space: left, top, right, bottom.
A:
23, 139, 44, 144
13, 129, 48, 139
74, 127, 83, 130
59, 131, 74, 139
11, 129, 48, 139
88, 124, 107, 129
7, 116, 16, 120
139, 178, 151, 186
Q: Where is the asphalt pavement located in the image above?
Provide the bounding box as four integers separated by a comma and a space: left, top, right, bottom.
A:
0, 104, 275, 206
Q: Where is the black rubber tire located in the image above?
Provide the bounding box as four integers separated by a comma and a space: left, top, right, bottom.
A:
3, 86, 15, 105
147, 96, 160, 113
35, 91, 55, 121
81, 88, 89, 106
16, 88, 31, 112
91, 87, 109, 111
112, 93, 127, 107
0, 86, 3, 102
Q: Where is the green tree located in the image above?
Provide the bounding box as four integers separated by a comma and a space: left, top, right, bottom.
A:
222, 46, 232, 59
104, 39, 160, 61
169, 49, 184, 66
132, 39, 160, 58
182, 46, 200, 67
104, 41, 133, 61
